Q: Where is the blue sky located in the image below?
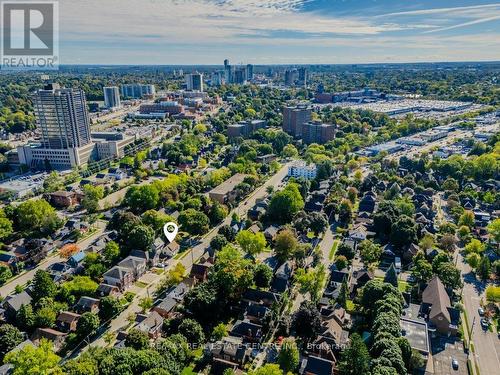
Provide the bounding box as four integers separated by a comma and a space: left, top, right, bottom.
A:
59, 0, 500, 64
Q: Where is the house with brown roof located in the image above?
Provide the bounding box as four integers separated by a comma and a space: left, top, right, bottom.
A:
33, 328, 67, 351
420, 276, 459, 335
135, 311, 164, 339
56, 311, 81, 332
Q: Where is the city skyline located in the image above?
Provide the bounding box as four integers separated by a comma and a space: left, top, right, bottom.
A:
58, 0, 500, 65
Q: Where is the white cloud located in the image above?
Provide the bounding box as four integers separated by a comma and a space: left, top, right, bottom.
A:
56, 0, 500, 64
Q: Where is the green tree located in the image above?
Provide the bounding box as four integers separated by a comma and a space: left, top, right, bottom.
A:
98, 296, 123, 321
274, 229, 298, 262
0, 324, 23, 361
390, 215, 416, 248
15, 199, 62, 234
125, 184, 160, 214
293, 301, 321, 341
254, 263, 273, 288
178, 208, 210, 235
127, 224, 155, 250
81, 185, 104, 213
277, 338, 299, 373
34, 306, 57, 328
210, 234, 228, 251
5, 338, 62, 375
211, 323, 228, 341
282, 144, 298, 158
487, 218, 500, 244
335, 255, 348, 270
125, 328, 150, 350
436, 262, 462, 290
142, 210, 172, 234
338, 333, 370, 375
0, 216, 13, 241
458, 210, 475, 229
178, 318, 205, 345
249, 363, 283, 375
31, 270, 57, 301
411, 254, 433, 285
102, 241, 120, 264
76, 312, 100, 338
0, 265, 12, 285
268, 183, 304, 223
16, 303, 35, 331
236, 230, 267, 257
477, 256, 491, 281
465, 238, 486, 254
359, 240, 382, 265
466, 252, 481, 269
138, 297, 153, 313
384, 263, 398, 287
337, 276, 349, 309
338, 199, 353, 224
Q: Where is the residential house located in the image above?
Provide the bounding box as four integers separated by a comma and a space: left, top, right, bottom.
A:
135, 311, 164, 339
118, 256, 147, 279
230, 319, 263, 343
271, 260, 294, 293
33, 328, 67, 351
349, 269, 373, 298
96, 283, 120, 297
68, 251, 86, 268
46, 191, 82, 208
2, 291, 32, 320
103, 266, 134, 291
358, 193, 376, 213
264, 225, 280, 242
300, 356, 335, 375
420, 276, 459, 335
107, 168, 126, 180
56, 311, 81, 333
242, 289, 280, 308
210, 336, 250, 373
75, 296, 100, 314
190, 260, 213, 282
245, 303, 270, 326
46, 262, 74, 282
348, 223, 374, 243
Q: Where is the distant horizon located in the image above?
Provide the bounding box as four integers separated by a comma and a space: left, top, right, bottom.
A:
28, 59, 500, 68
54, 1, 500, 65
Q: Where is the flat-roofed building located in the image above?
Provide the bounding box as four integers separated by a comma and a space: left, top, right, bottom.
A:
302, 121, 336, 144
209, 173, 248, 204
283, 105, 312, 137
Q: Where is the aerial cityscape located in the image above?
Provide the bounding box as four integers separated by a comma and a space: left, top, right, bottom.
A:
0, 1, 499, 375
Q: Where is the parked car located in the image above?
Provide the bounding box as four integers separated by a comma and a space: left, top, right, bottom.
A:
452, 358, 459, 370
478, 307, 485, 316
480, 318, 489, 329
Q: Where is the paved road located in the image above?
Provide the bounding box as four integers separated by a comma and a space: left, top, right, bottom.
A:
438, 194, 500, 375
78, 162, 292, 351
0, 220, 107, 298
457, 252, 500, 375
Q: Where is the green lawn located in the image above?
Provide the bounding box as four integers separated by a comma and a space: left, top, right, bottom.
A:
329, 240, 340, 261
134, 281, 148, 288
181, 366, 197, 375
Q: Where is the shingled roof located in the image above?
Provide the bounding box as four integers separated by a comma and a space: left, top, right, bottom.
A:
422, 276, 451, 322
